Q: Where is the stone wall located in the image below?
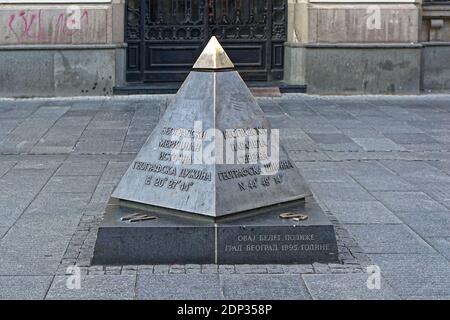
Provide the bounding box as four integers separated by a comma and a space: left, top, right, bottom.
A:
420, 2, 450, 92
285, 0, 424, 94
300, 44, 421, 94
288, 1, 419, 44
0, 46, 117, 98
0, 0, 448, 96
421, 2, 450, 42
0, 0, 126, 97
0, 5, 111, 45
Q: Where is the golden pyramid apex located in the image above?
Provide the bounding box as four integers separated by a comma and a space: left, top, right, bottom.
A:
193, 36, 235, 70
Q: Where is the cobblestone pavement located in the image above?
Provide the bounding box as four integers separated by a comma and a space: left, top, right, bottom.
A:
0, 94, 449, 300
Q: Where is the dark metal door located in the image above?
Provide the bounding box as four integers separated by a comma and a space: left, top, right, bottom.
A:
125, 0, 287, 83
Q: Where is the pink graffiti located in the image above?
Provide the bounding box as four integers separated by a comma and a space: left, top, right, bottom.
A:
8, 9, 89, 43
55, 9, 89, 37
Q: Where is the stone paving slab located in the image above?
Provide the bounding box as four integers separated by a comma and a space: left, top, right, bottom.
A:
395, 211, 450, 238
349, 172, 418, 192
220, 274, 309, 300
55, 160, 108, 177
0, 107, 69, 154
303, 273, 399, 300
372, 191, 448, 213
0, 94, 449, 299
0, 102, 41, 119
368, 254, 450, 299
324, 201, 402, 224
0, 223, 74, 276
43, 175, 99, 194
380, 160, 450, 185
46, 275, 136, 300
136, 274, 221, 300
25, 192, 91, 216
351, 137, 406, 152
309, 182, 375, 203
426, 237, 450, 261
0, 276, 53, 300
345, 224, 436, 254
0, 161, 15, 178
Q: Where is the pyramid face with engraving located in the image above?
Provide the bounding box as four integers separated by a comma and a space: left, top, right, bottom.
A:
112, 37, 310, 217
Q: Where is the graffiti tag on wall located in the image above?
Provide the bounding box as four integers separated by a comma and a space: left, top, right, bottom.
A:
7, 7, 89, 43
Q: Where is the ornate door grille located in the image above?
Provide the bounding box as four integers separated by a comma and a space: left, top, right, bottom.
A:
126, 0, 287, 83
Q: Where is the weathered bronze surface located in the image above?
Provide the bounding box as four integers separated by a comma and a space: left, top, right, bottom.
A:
121, 212, 145, 221
192, 36, 234, 70
121, 212, 157, 223
129, 215, 157, 223
279, 212, 308, 221
112, 37, 310, 218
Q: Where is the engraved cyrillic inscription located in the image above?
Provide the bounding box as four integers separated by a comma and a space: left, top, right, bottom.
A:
158, 138, 202, 152
223, 233, 331, 253
159, 151, 192, 165
133, 161, 177, 176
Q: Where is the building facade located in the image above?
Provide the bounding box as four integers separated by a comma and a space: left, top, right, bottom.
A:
0, 0, 449, 97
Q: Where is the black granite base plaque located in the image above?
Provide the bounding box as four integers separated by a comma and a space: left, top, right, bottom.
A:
217, 200, 338, 264
92, 197, 339, 265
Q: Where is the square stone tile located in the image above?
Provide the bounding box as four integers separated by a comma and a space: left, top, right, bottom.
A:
0, 276, 52, 300
340, 128, 384, 138
1, 167, 57, 197
300, 169, 354, 183
0, 226, 7, 238
351, 138, 405, 151
0, 161, 15, 178
0, 195, 33, 228
43, 175, 99, 194
0, 120, 24, 139
289, 151, 331, 161
46, 275, 136, 300
99, 162, 130, 184
350, 174, 417, 192
426, 237, 450, 260
369, 123, 423, 135
0, 107, 69, 154
303, 273, 399, 300
381, 161, 450, 185
302, 124, 342, 134
55, 161, 108, 176
421, 183, 450, 206
136, 274, 221, 300
0, 199, 84, 276
403, 143, 446, 152
0, 227, 72, 276
345, 224, 435, 254
372, 191, 448, 212
325, 201, 401, 224
0, 276, 53, 300
384, 133, 439, 145
220, 275, 308, 300
395, 211, 450, 238
74, 139, 124, 154
310, 182, 375, 202
318, 142, 362, 152
25, 192, 91, 215
369, 254, 450, 299
309, 133, 353, 144
89, 183, 115, 204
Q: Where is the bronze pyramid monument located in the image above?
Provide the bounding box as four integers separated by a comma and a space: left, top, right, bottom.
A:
112, 36, 310, 217
92, 37, 338, 265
